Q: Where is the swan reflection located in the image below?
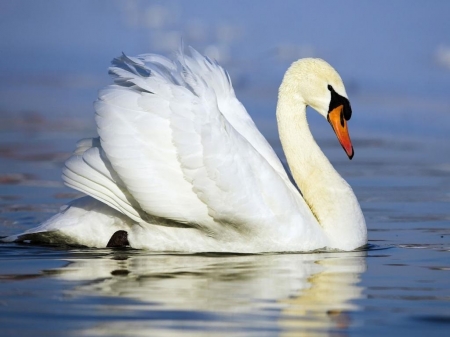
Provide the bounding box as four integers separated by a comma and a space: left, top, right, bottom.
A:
53, 251, 366, 336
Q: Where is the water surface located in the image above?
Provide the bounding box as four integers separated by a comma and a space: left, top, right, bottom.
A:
0, 124, 449, 336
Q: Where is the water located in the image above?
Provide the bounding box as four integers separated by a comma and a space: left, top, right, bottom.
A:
1, 1, 450, 335
0, 121, 449, 336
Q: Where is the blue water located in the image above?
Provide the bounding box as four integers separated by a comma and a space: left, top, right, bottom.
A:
1, 1, 450, 336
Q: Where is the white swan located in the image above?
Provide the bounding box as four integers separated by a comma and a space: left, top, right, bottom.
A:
3, 47, 367, 252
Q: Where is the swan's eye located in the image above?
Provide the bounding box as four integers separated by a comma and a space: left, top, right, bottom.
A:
327, 85, 332, 91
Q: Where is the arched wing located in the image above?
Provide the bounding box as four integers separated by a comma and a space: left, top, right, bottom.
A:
63, 48, 318, 235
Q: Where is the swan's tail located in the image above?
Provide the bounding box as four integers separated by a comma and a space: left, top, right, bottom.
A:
1, 196, 133, 247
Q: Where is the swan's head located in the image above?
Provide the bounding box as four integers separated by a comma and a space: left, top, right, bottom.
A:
281, 58, 354, 159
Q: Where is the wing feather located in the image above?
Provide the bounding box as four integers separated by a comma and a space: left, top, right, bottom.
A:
62, 139, 143, 222
62, 47, 319, 237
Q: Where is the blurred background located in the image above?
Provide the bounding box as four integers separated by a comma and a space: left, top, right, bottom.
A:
1, 0, 450, 140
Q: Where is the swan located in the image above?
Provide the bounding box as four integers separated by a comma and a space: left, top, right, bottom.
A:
2, 47, 367, 252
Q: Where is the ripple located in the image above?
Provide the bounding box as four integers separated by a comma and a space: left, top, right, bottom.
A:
415, 315, 450, 324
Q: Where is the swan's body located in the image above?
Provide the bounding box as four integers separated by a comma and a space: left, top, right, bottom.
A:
3, 48, 366, 252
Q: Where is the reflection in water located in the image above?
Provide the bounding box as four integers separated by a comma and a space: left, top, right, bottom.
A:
50, 251, 366, 336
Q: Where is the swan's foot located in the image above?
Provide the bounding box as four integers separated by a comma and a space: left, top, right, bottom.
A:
107, 230, 130, 248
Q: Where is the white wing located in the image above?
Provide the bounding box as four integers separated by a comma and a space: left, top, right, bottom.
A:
62, 48, 318, 236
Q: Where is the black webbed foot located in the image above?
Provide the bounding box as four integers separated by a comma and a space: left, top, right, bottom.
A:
107, 230, 130, 248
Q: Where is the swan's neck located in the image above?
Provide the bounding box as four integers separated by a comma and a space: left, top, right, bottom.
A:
276, 91, 366, 249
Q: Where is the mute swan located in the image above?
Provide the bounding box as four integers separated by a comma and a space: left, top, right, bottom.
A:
3, 47, 367, 252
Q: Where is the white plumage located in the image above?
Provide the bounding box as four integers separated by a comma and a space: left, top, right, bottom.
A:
3, 47, 367, 252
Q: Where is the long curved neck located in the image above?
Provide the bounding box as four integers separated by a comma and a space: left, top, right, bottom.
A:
276, 89, 366, 249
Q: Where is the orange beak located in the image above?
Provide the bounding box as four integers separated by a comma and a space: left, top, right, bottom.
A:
327, 105, 354, 159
